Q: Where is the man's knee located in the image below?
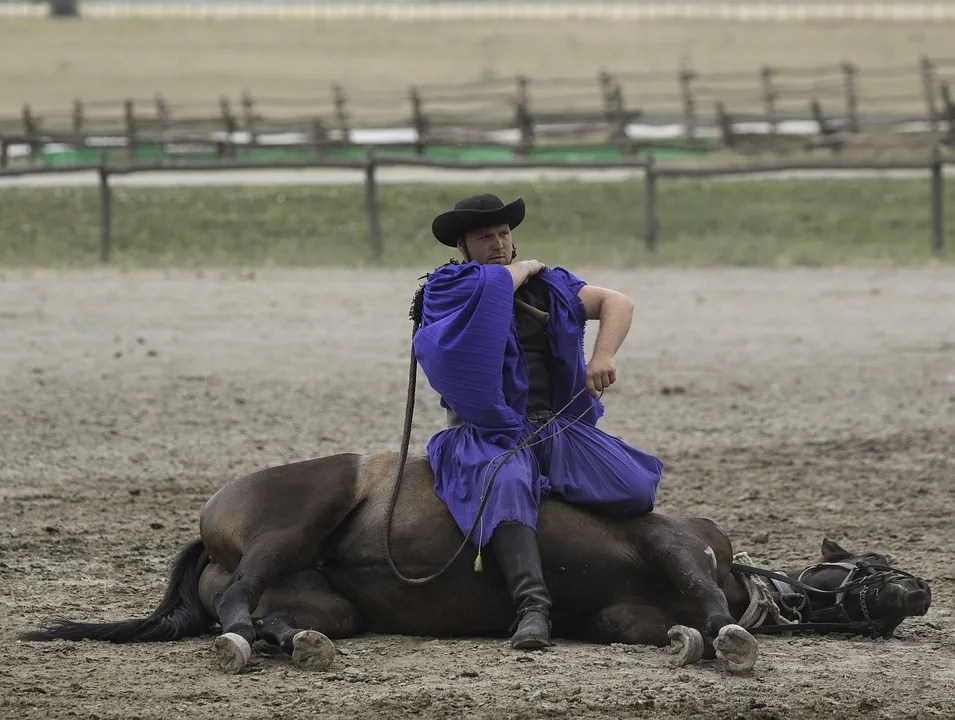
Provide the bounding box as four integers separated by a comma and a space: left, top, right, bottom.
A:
628, 481, 657, 514
608, 486, 656, 516
597, 472, 658, 516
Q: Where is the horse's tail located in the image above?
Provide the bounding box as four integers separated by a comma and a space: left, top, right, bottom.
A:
20, 539, 211, 644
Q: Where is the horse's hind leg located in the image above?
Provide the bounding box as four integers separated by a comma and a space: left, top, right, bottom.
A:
254, 568, 362, 671
201, 455, 364, 673
201, 562, 361, 673
257, 614, 337, 670
212, 531, 298, 673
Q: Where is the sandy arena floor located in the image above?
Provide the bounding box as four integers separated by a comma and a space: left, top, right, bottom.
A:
1, 267, 954, 720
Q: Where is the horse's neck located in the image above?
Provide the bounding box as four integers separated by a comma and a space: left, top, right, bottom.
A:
766, 568, 801, 597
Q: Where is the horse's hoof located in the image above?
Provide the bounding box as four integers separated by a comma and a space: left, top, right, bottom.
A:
713, 624, 758, 673
291, 630, 336, 671
666, 625, 705, 667
213, 632, 252, 674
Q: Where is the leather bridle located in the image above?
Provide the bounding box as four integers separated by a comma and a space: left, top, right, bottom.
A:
731, 558, 920, 638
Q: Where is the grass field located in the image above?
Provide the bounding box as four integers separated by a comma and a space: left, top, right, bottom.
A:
1, 18, 954, 115
1, 177, 950, 269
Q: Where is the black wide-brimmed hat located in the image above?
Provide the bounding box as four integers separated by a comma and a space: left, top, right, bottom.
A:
431, 193, 525, 247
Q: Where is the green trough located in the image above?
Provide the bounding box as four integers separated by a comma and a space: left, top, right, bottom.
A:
34, 140, 716, 167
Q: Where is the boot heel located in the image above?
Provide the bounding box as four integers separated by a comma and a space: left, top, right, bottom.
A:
511, 608, 552, 650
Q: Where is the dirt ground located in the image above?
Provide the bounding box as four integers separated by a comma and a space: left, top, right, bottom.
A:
1, 266, 954, 720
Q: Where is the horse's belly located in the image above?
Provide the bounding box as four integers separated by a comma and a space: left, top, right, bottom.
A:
323, 563, 515, 637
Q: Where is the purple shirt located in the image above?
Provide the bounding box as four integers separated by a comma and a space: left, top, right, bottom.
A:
413, 261, 604, 448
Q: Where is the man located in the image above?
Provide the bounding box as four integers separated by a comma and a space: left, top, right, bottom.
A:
412, 193, 663, 651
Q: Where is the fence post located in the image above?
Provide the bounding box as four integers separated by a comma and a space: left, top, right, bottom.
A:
930, 144, 944, 257
72, 98, 84, 135
841, 62, 859, 134
607, 84, 629, 151
760, 66, 778, 149
409, 86, 428, 155
515, 75, 533, 156
940, 81, 955, 145
22, 105, 39, 165
598, 70, 615, 118
643, 155, 658, 252
123, 98, 137, 163
811, 99, 842, 154
333, 85, 350, 145
679, 68, 697, 139
920, 56, 939, 133
716, 102, 735, 149
241, 92, 256, 145
219, 96, 236, 158
155, 94, 169, 137
98, 160, 112, 263
310, 118, 327, 158
364, 147, 383, 262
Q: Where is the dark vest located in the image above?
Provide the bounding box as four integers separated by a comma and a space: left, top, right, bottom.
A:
515, 279, 553, 413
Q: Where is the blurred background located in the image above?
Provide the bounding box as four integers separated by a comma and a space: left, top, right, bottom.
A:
2, 0, 955, 165
0, 0, 953, 267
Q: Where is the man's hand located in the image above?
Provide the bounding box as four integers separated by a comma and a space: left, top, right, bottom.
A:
506, 259, 545, 290
586, 352, 616, 398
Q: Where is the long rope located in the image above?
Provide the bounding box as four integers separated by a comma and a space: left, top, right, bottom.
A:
380, 296, 600, 586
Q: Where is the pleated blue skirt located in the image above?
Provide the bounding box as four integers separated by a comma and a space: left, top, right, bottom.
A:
427, 415, 663, 547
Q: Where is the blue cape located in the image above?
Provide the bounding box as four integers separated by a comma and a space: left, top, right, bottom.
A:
412, 261, 604, 448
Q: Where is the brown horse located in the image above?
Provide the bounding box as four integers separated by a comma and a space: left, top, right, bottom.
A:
21, 451, 932, 675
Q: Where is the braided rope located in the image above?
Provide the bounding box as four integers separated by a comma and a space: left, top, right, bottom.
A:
732, 551, 800, 630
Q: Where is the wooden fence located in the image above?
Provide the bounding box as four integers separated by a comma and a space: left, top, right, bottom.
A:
0, 149, 948, 261
2, 56, 955, 168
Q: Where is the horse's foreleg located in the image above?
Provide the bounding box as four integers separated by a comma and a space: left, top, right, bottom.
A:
642, 538, 733, 635
648, 541, 758, 673
580, 600, 673, 646
581, 601, 708, 668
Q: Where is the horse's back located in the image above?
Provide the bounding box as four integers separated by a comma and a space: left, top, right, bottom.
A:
537, 501, 728, 553
339, 451, 733, 576
329, 450, 464, 566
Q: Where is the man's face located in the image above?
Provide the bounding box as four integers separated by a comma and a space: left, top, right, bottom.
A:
458, 223, 513, 265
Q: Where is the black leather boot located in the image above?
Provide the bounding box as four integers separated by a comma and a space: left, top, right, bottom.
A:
489, 521, 553, 650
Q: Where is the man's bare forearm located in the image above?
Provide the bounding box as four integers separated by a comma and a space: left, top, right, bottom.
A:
505, 260, 544, 291
591, 293, 634, 359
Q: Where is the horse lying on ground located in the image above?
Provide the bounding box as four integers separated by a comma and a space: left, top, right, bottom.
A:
21, 452, 932, 675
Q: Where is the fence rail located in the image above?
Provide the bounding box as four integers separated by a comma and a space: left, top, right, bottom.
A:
2, 56, 954, 169
1, 149, 948, 261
